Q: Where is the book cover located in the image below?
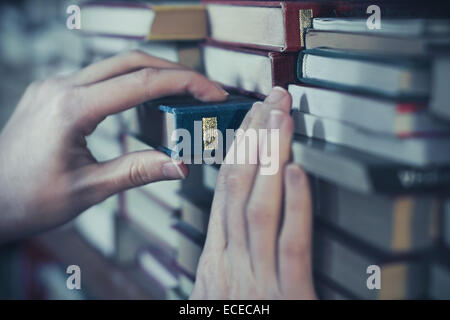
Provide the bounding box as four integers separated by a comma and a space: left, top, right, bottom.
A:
293, 112, 450, 167
289, 84, 450, 138
315, 179, 440, 253
292, 136, 450, 194
204, 43, 298, 97
297, 48, 430, 100
313, 220, 428, 299
81, 1, 207, 40
305, 29, 450, 56
205, 0, 333, 51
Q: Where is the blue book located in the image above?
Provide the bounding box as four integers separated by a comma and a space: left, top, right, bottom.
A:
136, 95, 258, 163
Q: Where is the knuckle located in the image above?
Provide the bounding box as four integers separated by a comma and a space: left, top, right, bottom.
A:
128, 158, 149, 186
246, 204, 271, 226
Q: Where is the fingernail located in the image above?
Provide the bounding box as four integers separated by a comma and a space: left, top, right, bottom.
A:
269, 109, 284, 128
265, 86, 286, 103
162, 161, 185, 179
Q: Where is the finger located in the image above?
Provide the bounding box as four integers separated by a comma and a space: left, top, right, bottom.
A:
72, 50, 187, 86
203, 102, 259, 253
223, 87, 291, 256
279, 164, 316, 299
72, 150, 188, 206
246, 92, 293, 282
77, 68, 229, 127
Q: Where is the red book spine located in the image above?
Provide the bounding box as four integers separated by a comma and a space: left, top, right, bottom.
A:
282, 2, 333, 51
270, 52, 298, 89
204, 42, 298, 97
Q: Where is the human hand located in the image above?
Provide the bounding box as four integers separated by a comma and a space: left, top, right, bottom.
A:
190, 87, 316, 300
0, 50, 228, 243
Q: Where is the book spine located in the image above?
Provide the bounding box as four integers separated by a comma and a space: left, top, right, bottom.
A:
283, 2, 332, 51
270, 52, 298, 89
369, 166, 450, 194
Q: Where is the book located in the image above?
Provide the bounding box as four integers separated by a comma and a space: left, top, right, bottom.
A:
311, 18, 450, 37
115, 214, 175, 266
180, 164, 215, 208
289, 84, 449, 137
315, 180, 439, 253
324, 0, 450, 19
430, 56, 450, 121
173, 221, 205, 277
123, 188, 179, 251
293, 113, 450, 166
292, 136, 450, 194
180, 199, 210, 235
80, 1, 206, 40
136, 95, 257, 162
305, 30, 450, 56
178, 271, 195, 298
136, 249, 181, 300
428, 253, 450, 299
297, 48, 430, 100
314, 220, 428, 299
205, 1, 331, 52
314, 276, 355, 300
74, 196, 119, 258
444, 200, 450, 248
203, 43, 297, 96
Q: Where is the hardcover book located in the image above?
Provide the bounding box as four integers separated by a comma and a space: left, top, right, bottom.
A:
136, 95, 258, 162
134, 41, 204, 71
305, 30, 450, 56
205, 0, 332, 51
315, 179, 439, 253
180, 199, 210, 235
123, 188, 179, 252
81, 1, 206, 40
292, 136, 450, 194
428, 253, 450, 299
445, 200, 450, 248
297, 48, 430, 100
204, 43, 297, 97
180, 164, 215, 208
293, 113, 450, 166
430, 56, 450, 121
311, 17, 450, 37
173, 221, 205, 277
136, 249, 182, 300
313, 220, 428, 299
289, 84, 449, 138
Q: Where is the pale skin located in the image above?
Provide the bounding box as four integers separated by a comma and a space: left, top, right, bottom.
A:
0, 50, 316, 299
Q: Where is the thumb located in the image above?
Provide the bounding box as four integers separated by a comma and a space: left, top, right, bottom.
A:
74, 150, 188, 206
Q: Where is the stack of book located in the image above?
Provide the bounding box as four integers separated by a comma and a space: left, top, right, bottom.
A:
23, 0, 450, 300
291, 16, 450, 299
